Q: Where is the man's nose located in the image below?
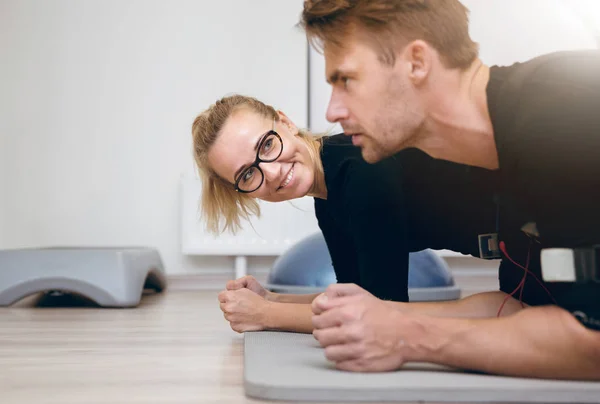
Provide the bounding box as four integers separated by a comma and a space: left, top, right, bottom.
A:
326, 90, 350, 123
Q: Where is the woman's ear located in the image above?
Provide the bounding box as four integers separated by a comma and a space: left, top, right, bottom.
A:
277, 110, 299, 135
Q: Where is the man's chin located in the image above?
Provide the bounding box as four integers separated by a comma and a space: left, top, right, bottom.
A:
360, 148, 386, 164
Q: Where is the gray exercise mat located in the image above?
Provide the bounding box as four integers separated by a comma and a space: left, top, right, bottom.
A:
244, 331, 600, 403
265, 283, 462, 302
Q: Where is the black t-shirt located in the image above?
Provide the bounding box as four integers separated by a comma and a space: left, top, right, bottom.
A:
487, 50, 600, 324
314, 134, 500, 302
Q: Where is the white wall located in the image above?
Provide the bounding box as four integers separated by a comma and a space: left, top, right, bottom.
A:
0, 0, 307, 274
0, 0, 6, 247
464, 0, 598, 65
3, 0, 598, 280
0, 128, 5, 248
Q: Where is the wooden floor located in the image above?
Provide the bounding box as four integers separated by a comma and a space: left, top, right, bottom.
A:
0, 289, 484, 404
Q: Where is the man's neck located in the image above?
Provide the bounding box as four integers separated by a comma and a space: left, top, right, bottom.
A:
417, 58, 499, 170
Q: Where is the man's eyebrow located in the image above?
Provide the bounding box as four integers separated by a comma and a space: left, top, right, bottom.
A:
233, 132, 267, 181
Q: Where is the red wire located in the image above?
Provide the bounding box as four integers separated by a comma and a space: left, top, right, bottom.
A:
496, 276, 526, 317
517, 240, 532, 308
496, 240, 557, 317
496, 241, 530, 316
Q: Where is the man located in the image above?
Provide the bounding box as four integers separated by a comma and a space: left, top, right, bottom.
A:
299, 0, 600, 380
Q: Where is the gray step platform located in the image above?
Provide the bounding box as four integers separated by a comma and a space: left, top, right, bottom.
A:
265, 284, 462, 302
0, 247, 166, 307
244, 331, 600, 403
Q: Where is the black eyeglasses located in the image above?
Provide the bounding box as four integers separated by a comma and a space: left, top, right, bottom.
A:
234, 130, 283, 193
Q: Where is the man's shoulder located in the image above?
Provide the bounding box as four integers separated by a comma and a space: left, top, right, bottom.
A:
489, 49, 600, 75
489, 49, 600, 156
488, 49, 600, 103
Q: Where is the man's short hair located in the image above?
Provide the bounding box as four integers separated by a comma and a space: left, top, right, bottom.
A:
300, 0, 479, 69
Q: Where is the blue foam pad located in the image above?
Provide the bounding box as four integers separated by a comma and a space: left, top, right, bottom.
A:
267, 232, 454, 288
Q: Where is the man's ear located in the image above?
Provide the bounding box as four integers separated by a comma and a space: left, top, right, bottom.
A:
403, 39, 432, 86
277, 110, 299, 135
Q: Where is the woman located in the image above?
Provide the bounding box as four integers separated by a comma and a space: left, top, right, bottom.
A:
192, 94, 499, 334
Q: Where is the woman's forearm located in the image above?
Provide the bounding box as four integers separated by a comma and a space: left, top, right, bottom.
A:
264, 302, 315, 333
268, 292, 321, 304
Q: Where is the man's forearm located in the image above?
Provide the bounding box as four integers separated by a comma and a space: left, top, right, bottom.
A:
264, 302, 314, 333
404, 305, 600, 380
388, 291, 526, 318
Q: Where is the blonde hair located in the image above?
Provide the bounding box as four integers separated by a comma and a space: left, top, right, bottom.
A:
300, 0, 479, 69
191, 94, 324, 234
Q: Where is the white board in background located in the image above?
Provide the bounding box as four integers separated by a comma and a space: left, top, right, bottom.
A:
181, 176, 319, 257
308, 0, 599, 134
308, 45, 344, 136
